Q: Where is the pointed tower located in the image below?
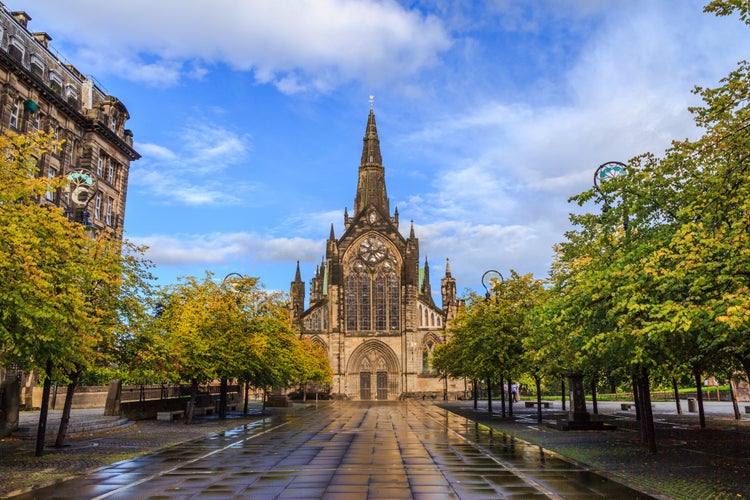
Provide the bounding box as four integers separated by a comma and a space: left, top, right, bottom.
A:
290, 261, 305, 326
353, 110, 389, 218
441, 258, 459, 321
420, 257, 436, 307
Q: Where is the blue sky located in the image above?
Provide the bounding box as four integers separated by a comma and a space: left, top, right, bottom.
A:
11, 0, 750, 298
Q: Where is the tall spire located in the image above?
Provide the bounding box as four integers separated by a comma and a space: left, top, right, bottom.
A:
360, 109, 382, 166
353, 109, 389, 217
295, 260, 301, 281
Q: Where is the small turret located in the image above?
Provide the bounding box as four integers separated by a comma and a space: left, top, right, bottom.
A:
290, 261, 306, 327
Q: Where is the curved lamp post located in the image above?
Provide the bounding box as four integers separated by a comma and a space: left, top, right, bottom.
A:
481, 269, 504, 300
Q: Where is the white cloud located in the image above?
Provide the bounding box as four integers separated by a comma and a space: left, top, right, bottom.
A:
132, 121, 254, 205
132, 232, 323, 267
390, 1, 749, 286
23, 0, 452, 92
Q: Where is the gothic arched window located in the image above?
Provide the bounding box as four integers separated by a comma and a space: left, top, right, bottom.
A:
423, 340, 435, 372
344, 236, 400, 332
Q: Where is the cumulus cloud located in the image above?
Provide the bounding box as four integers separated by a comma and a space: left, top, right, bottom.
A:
24, 0, 451, 92
131, 120, 254, 205
132, 232, 323, 267
391, 1, 749, 285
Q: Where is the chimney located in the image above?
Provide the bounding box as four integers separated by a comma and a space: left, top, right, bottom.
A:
11, 11, 31, 29
32, 32, 52, 48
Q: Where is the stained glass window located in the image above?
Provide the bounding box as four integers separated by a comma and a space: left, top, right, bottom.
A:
346, 274, 358, 331
374, 274, 386, 330
359, 276, 371, 330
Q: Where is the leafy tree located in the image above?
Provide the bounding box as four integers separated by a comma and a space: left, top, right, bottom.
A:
0, 130, 154, 454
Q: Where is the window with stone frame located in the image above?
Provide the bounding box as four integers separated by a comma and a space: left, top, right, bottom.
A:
422, 337, 439, 373
9, 99, 20, 129
107, 157, 115, 183
105, 196, 114, 226
94, 192, 102, 220
45, 166, 57, 201
344, 236, 400, 332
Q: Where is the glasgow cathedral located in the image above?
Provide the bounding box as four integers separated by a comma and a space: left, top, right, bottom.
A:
291, 109, 464, 400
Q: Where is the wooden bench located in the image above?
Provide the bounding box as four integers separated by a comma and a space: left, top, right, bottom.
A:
621, 403, 634, 410
745, 405, 750, 414
157, 410, 184, 421
227, 403, 238, 412
194, 405, 214, 416
524, 401, 551, 409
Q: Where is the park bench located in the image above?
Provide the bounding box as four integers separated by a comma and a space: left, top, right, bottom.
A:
621, 403, 634, 410
157, 410, 184, 421
745, 405, 750, 414
194, 405, 214, 416
524, 401, 551, 409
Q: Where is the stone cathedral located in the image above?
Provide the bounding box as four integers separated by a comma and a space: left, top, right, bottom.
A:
291, 109, 463, 401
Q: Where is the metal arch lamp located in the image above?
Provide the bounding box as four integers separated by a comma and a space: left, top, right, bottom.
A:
481, 269, 504, 300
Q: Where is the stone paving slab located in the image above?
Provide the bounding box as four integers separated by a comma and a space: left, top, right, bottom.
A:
6, 401, 650, 499
2, 400, 748, 498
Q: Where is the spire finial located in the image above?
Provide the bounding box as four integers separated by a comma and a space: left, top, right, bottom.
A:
445, 258, 452, 277
369, 94, 375, 110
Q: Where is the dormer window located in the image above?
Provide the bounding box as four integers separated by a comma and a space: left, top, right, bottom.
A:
9, 36, 24, 62
64, 84, 78, 105
30, 53, 45, 78
49, 70, 63, 95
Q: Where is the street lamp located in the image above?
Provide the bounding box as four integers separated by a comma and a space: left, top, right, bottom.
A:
481, 269, 503, 300
479, 269, 504, 415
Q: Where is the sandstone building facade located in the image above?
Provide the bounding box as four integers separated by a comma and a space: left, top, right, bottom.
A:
0, 5, 139, 238
291, 110, 464, 400
0, 5, 139, 402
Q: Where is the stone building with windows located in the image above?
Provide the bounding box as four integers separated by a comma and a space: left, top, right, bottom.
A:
0, 5, 139, 406
291, 110, 464, 400
0, 5, 139, 238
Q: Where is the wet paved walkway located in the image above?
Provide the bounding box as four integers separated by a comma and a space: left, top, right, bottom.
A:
15, 401, 650, 499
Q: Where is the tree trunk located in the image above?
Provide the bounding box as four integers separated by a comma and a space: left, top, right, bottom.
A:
560, 378, 566, 412
55, 368, 80, 448
590, 379, 598, 414
243, 380, 250, 416
739, 356, 750, 387
729, 377, 741, 420
632, 374, 641, 422
473, 379, 478, 410
507, 376, 513, 418
303, 382, 307, 403
487, 379, 493, 415
219, 378, 228, 420
638, 368, 657, 453
672, 378, 682, 415
35, 359, 54, 457
535, 375, 543, 423
499, 376, 506, 418
185, 378, 198, 424
694, 370, 706, 429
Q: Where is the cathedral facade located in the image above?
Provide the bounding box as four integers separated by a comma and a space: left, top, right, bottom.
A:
291, 110, 463, 400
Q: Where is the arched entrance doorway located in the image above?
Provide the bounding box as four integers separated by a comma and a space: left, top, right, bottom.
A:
347, 340, 400, 400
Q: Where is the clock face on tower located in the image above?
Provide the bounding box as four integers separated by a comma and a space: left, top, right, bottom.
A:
359, 237, 386, 264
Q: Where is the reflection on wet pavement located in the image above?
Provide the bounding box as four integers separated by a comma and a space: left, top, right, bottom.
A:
15, 401, 651, 499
